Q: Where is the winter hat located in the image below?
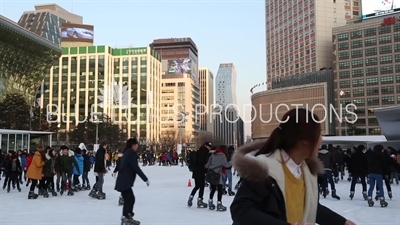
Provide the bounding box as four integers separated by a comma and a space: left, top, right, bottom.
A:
60, 145, 69, 151
75, 148, 82, 155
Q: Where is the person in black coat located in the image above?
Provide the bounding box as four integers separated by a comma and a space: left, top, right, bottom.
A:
366, 145, 388, 207
349, 145, 368, 200
81, 150, 91, 190
374, 149, 393, 199
90, 142, 107, 197
5, 152, 22, 192
187, 142, 212, 208
115, 138, 149, 225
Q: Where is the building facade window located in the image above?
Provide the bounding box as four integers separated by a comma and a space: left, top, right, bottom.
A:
365, 38, 377, 46
352, 59, 363, 68
337, 33, 349, 41
367, 87, 379, 96
379, 45, 392, 54
339, 71, 350, 79
350, 30, 362, 39
351, 49, 363, 58
364, 28, 376, 37
366, 77, 379, 86
352, 69, 364, 78
353, 88, 365, 97
339, 61, 350, 69
351, 40, 363, 49
382, 96, 395, 105
365, 57, 378, 66
365, 47, 377, 56
352, 79, 364, 87
381, 86, 394, 95
367, 97, 380, 105
338, 42, 349, 50
378, 26, 391, 34
340, 80, 351, 88
366, 67, 378, 76
379, 55, 392, 64
381, 75, 394, 84
379, 35, 391, 44
339, 52, 350, 60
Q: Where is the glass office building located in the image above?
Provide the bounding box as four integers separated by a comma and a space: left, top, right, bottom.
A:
42, 46, 162, 141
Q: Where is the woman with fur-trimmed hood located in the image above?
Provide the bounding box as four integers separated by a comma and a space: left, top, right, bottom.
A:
230, 108, 356, 225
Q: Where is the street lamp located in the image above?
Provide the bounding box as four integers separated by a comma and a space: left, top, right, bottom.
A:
177, 111, 189, 151
89, 114, 103, 145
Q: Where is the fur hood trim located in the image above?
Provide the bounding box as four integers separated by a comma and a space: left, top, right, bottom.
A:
232, 140, 324, 184
45, 153, 51, 160
68, 150, 74, 157
118, 153, 123, 157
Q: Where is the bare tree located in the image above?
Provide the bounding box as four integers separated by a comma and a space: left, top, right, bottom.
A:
159, 129, 192, 151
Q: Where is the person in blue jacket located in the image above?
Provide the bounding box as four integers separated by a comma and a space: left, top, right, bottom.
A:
115, 138, 149, 225
72, 148, 84, 190
18, 150, 27, 183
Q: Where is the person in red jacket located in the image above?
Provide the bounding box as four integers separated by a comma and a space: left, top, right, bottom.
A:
25, 153, 33, 187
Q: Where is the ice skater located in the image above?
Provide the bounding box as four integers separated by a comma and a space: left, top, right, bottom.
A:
115, 138, 149, 225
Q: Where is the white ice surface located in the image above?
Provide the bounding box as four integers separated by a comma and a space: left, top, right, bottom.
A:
0, 165, 399, 225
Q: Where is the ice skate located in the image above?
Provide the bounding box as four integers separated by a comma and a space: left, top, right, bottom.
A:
50, 188, 57, 196
88, 189, 97, 198
349, 191, 354, 200
17, 187, 21, 192
28, 191, 38, 199
197, 198, 208, 208
208, 199, 216, 210
56, 184, 60, 192
334, 177, 339, 184
187, 195, 194, 207
331, 190, 340, 200
228, 189, 235, 196
222, 188, 228, 195
38, 188, 44, 196
367, 197, 374, 207
85, 183, 91, 190
380, 197, 388, 207
121, 215, 140, 225
216, 201, 227, 211
375, 191, 379, 201
67, 190, 74, 196
118, 196, 124, 206
43, 189, 49, 198
95, 191, 106, 199
362, 191, 368, 200
388, 191, 392, 199
347, 177, 351, 182
322, 189, 329, 198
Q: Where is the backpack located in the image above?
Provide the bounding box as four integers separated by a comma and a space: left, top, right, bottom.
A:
188, 151, 197, 172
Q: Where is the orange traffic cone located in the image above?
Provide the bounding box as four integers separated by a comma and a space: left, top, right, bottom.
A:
187, 179, 192, 187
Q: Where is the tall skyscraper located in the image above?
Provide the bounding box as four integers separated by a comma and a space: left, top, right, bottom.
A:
265, 0, 359, 88
150, 38, 201, 140
198, 68, 214, 134
18, 4, 82, 46
215, 63, 237, 108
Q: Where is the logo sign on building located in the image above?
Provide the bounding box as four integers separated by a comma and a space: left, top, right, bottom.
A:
381, 15, 400, 26
362, 0, 400, 20
112, 47, 147, 56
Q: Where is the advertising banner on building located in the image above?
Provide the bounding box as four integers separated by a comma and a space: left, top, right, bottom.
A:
61, 23, 94, 43
362, 0, 400, 19
167, 58, 192, 75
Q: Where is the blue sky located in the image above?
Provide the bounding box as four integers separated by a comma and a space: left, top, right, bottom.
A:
0, 0, 266, 136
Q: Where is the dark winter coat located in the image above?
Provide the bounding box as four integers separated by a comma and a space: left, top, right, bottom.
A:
367, 150, 388, 175
191, 146, 209, 179
43, 153, 56, 177
230, 140, 347, 225
83, 153, 91, 173
56, 150, 79, 175
115, 149, 148, 192
226, 148, 234, 170
318, 149, 333, 170
6, 157, 22, 173
350, 150, 368, 176
94, 147, 106, 173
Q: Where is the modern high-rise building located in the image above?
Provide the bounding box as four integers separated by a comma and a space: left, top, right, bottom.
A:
159, 74, 200, 140
215, 63, 237, 108
18, 4, 83, 46
333, 14, 400, 136
198, 68, 214, 134
213, 108, 244, 148
265, 0, 359, 88
150, 38, 201, 140
42, 46, 162, 141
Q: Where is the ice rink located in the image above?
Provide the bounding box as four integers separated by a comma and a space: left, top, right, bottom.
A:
1, 165, 399, 225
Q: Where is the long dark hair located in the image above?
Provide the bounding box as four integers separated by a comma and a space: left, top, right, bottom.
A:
256, 108, 321, 156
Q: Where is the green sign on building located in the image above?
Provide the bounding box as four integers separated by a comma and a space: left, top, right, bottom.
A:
112, 47, 147, 56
